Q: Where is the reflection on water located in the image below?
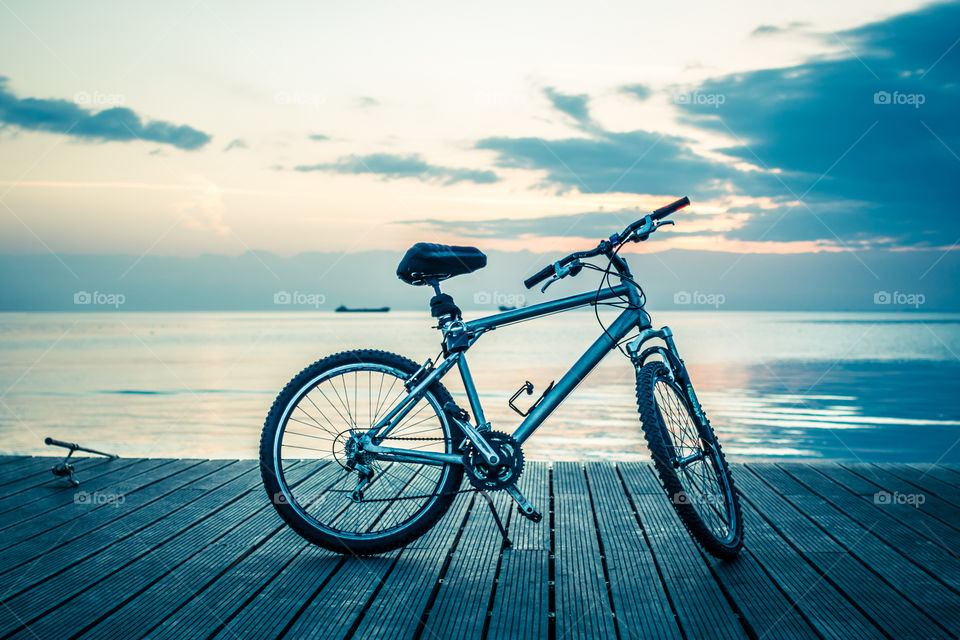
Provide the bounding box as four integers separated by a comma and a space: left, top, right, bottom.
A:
0, 311, 958, 462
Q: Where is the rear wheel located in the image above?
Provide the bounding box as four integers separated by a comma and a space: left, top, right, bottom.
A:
636, 361, 743, 559
260, 350, 464, 555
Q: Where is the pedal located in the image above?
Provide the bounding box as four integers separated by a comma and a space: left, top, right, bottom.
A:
505, 484, 542, 523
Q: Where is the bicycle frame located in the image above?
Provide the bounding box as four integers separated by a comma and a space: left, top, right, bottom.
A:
361, 277, 687, 468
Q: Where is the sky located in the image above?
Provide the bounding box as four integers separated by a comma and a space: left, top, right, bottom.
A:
0, 0, 958, 309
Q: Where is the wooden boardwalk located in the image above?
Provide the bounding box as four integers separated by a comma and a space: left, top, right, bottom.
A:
1, 455, 959, 639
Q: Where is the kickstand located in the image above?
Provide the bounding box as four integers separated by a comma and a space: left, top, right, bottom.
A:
479, 490, 512, 549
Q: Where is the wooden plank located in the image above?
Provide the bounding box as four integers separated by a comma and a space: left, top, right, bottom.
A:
742, 464, 953, 638
0, 458, 159, 522
938, 463, 960, 477
0, 458, 143, 516
144, 469, 378, 640
753, 465, 960, 635
584, 463, 683, 640
201, 546, 343, 640
346, 490, 475, 640
744, 497, 882, 640
68, 462, 323, 640
620, 462, 748, 640
0, 462, 258, 636
0, 460, 233, 576
1, 462, 284, 640
817, 465, 960, 553
0, 459, 198, 549
141, 527, 309, 640
0, 457, 88, 489
779, 463, 960, 589
0, 457, 53, 482
225, 463, 422, 639
617, 461, 817, 640
487, 461, 550, 640
279, 552, 399, 640
906, 463, 960, 492
420, 491, 511, 639
0, 458, 957, 638
552, 461, 619, 639
882, 463, 960, 505
841, 463, 960, 534
703, 511, 821, 638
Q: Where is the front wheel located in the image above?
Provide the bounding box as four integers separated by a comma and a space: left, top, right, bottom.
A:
636, 361, 743, 559
259, 349, 465, 555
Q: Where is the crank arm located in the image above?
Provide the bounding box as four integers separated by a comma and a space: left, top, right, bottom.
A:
445, 413, 501, 466
505, 484, 542, 523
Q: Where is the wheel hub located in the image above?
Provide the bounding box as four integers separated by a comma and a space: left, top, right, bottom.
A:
340, 432, 374, 470
463, 431, 524, 491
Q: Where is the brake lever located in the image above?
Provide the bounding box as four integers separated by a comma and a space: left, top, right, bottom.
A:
540, 274, 560, 293
540, 259, 581, 293
630, 218, 675, 242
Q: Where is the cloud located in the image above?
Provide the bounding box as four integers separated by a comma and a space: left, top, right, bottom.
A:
543, 87, 592, 124
223, 138, 247, 152
355, 96, 380, 109
750, 22, 808, 37
620, 83, 652, 101
476, 128, 760, 197
294, 153, 500, 185
0, 77, 211, 150
309, 134, 329, 141
403, 209, 718, 239
677, 1, 960, 246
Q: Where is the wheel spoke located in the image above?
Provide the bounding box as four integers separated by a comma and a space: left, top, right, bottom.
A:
273, 361, 454, 540
649, 373, 736, 546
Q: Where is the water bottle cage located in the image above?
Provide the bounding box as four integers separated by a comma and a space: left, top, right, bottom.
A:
508, 380, 555, 417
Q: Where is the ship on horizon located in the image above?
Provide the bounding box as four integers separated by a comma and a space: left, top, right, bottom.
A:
335, 305, 390, 313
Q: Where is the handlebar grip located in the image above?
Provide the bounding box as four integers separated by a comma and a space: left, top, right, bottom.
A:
652, 196, 690, 220
524, 264, 555, 289
45, 437, 78, 449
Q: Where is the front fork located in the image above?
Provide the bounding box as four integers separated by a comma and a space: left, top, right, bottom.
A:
627, 326, 712, 468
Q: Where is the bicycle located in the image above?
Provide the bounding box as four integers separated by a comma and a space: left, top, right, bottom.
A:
259, 196, 744, 560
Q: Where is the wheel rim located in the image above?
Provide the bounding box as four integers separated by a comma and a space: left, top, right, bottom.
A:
272, 363, 454, 540
652, 376, 737, 546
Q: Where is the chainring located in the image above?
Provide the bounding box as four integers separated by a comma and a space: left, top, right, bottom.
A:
463, 431, 524, 491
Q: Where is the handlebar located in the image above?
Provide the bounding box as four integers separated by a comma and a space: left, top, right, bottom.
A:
523, 265, 556, 290
652, 196, 690, 220
523, 196, 690, 290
